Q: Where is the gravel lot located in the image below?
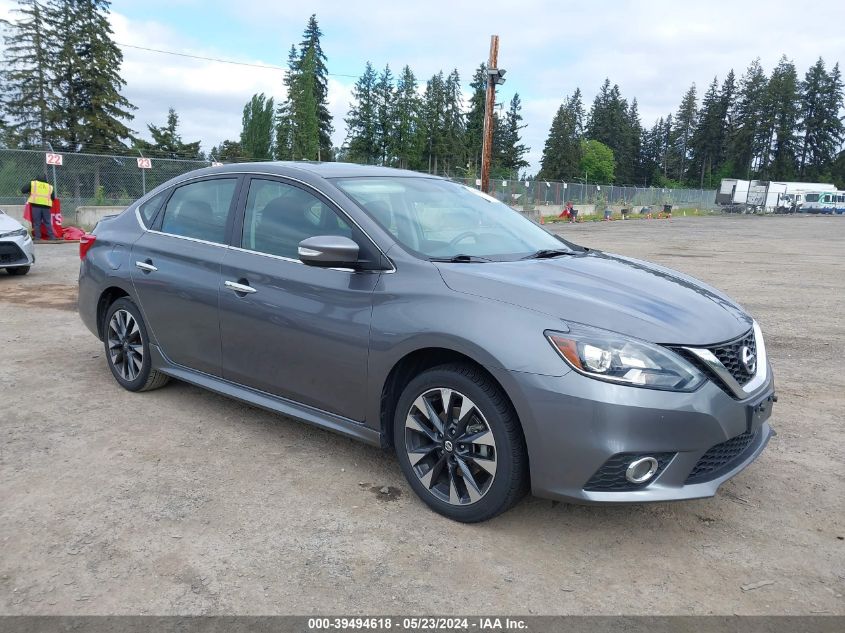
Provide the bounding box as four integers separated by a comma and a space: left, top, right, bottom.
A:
1, 215, 843, 615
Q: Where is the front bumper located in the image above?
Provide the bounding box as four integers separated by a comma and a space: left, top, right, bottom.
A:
0, 235, 34, 268
491, 364, 775, 503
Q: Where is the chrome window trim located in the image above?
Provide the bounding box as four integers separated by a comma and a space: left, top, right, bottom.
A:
155, 169, 396, 273
147, 229, 229, 249
682, 320, 768, 399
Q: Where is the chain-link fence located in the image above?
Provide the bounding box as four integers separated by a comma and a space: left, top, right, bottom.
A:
1, 148, 720, 226
453, 177, 719, 212
0, 148, 209, 224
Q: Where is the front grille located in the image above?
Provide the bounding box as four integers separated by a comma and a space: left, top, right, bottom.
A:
0, 241, 26, 265
584, 452, 675, 491
685, 430, 759, 484
710, 330, 756, 385
672, 328, 757, 398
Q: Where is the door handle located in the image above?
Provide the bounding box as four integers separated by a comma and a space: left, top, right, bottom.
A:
224, 280, 257, 294
135, 260, 157, 272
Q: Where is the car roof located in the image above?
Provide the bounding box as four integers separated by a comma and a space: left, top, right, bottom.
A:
206, 161, 441, 180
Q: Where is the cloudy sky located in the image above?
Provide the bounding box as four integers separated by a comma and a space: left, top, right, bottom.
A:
2, 0, 844, 170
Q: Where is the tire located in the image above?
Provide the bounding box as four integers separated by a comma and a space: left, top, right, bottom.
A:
6, 266, 30, 276
103, 297, 170, 392
393, 362, 528, 522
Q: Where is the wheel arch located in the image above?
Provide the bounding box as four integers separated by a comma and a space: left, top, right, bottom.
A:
377, 346, 523, 453
95, 285, 132, 340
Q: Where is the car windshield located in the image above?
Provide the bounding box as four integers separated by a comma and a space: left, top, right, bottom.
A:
333, 177, 572, 261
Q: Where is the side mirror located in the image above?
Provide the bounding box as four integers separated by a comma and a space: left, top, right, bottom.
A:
298, 235, 360, 268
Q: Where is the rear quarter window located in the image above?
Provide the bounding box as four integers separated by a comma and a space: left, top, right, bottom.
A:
137, 190, 169, 227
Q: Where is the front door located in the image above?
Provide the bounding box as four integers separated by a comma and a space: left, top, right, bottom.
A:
219, 177, 381, 421
130, 176, 240, 376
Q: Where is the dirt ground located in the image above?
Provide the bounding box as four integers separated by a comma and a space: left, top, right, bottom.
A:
1, 215, 843, 615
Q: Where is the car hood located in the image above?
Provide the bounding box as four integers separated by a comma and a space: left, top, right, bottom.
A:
436, 250, 752, 346
0, 211, 25, 233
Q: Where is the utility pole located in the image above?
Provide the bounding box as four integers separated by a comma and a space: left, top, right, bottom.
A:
481, 35, 506, 194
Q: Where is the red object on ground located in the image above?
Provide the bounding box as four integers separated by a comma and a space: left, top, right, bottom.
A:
63, 226, 86, 241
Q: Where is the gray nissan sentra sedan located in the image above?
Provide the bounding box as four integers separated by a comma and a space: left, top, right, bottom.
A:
78, 162, 775, 522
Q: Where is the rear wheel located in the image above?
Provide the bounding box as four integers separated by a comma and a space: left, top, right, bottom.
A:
6, 266, 30, 276
393, 363, 528, 522
104, 297, 169, 392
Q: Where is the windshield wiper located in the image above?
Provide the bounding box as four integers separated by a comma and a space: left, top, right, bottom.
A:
521, 249, 573, 260
429, 254, 491, 263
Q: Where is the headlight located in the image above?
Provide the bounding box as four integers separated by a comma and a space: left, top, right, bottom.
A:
0, 228, 27, 239
546, 325, 705, 391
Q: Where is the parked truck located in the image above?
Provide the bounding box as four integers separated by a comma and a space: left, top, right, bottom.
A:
716, 179, 837, 213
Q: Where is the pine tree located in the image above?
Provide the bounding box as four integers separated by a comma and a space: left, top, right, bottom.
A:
374, 65, 394, 165
274, 45, 299, 160
586, 80, 634, 182
0, 0, 55, 147
799, 59, 844, 179
496, 93, 528, 176
624, 99, 643, 185
421, 72, 446, 173
345, 62, 379, 164
136, 108, 201, 158
209, 140, 245, 163
240, 93, 275, 160
390, 65, 422, 169
49, 0, 135, 152
298, 15, 333, 159
441, 69, 465, 175
727, 59, 768, 178
668, 84, 697, 182
688, 77, 723, 187
290, 46, 320, 160
464, 64, 487, 173
762, 56, 800, 180
538, 89, 584, 182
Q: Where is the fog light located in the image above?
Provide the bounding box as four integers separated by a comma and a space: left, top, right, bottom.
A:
625, 456, 659, 484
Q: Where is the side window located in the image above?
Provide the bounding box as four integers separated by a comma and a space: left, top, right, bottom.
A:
159, 178, 237, 243
138, 190, 169, 227
241, 179, 352, 260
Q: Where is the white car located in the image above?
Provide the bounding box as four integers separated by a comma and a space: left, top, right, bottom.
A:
0, 209, 34, 275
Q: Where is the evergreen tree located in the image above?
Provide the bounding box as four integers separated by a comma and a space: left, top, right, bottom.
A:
274, 45, 299, 160
761, 56, 800, 180
298, 15, 333, 159
441, 69, 465, 175
538, 89, 584, 182
624, 99, 643, 185
688, 77, 723, 187
799, 59, 844, 179
390, 65, 422, 169
727, 59, 768, 178
136, 108, 201, 159
421, 71, 447, 173
496, 92, 528, 176
374, 65, 394, 165
464, 64, 487, 173
668, 84, 697, 182
586, 79, 634, 182
48, 0, 135, 152
290, 45, 320, 160
209, 139, 245, 163
240, 93, 274, 160
345, 62, 379, 164
0, 0, 55, 147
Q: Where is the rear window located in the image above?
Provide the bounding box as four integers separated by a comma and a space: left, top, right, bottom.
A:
159, 178, 237, 244
137, 190, 169, 227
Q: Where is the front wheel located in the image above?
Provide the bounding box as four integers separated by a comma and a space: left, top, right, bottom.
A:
393, 363, 528, 522
104, 297, 169, 392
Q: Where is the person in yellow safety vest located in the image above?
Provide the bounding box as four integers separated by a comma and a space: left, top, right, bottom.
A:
21, 176, 56, 241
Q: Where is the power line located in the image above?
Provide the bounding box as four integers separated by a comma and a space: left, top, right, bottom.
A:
116, 42, 359, 78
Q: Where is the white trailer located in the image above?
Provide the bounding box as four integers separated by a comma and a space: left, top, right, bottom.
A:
719, 179, 837, 212
715, 179, 750, 207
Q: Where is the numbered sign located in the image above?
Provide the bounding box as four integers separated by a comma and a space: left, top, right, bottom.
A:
46, 152, 63, 166
137, 157, 152, 169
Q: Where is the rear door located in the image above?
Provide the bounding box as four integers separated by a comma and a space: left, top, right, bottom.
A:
218, 176, 382, 421
131, 176, 241, 376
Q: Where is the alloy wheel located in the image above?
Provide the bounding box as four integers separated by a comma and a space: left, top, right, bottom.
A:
404, 388, 497, 505
107, 309, 144, 382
